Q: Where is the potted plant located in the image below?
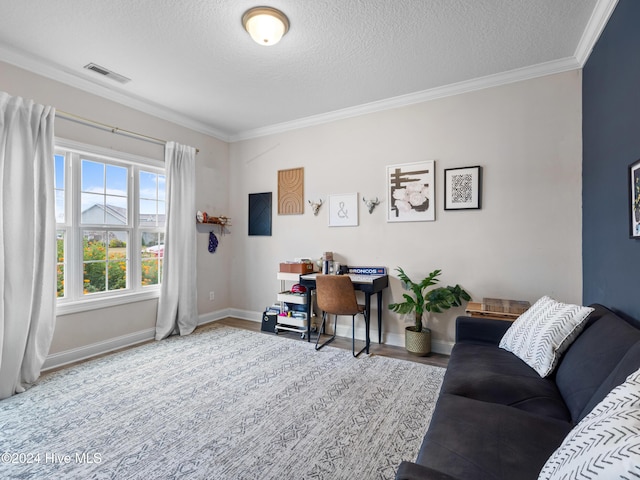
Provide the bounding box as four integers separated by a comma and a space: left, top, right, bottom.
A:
388, 267, 470, 356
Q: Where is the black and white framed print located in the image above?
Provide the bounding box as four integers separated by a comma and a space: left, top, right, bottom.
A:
444, 166, 482, 210
630, 159, 640, 238
387, 161, 436, 222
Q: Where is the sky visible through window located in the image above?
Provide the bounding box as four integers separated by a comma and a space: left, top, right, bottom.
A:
54, 155, 166, 224
54, 154, 64, 223
82, 160, 128, 224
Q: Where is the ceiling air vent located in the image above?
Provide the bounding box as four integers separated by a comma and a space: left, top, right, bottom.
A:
83, 63, 131, 84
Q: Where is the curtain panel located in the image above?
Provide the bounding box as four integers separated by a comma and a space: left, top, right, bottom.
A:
0, 92, 56, 399
155, 141, 197, 340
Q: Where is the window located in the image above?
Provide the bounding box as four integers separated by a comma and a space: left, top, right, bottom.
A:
55, 154, 66, 298
139, 170, 165, 287
55, 139, 165, 314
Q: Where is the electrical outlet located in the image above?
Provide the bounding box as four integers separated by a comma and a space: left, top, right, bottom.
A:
209, 291, 215, 301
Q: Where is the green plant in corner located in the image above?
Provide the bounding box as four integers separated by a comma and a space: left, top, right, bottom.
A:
388, 267, 471, 333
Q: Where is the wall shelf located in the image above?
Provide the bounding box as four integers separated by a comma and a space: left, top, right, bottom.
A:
196, 215, 231, 235
196, 216, 231, 227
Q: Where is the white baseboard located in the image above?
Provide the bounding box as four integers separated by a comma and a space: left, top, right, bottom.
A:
43, 308, 233, 371
228, 309, 454, 355
225, 308, 263, 322
333, 323, 453, 355
431, 340, 454, 356
42, 328, 156, 372
198, 308, 236, 325
43, 308, 452, 372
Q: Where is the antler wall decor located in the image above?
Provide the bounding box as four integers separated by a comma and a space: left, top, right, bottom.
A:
363, 197, 380, 214
308, 199, 323, 216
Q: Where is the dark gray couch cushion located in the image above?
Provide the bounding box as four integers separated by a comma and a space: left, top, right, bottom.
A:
455, 316, 512, 345
555, 307, 640, 422
442, 343, 570, 421
416, 393, 572, 480
396, 462, 460, 480
577, 341, 640, 421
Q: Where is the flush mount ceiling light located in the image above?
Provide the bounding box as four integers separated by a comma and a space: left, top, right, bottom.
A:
242, 6, 290, 46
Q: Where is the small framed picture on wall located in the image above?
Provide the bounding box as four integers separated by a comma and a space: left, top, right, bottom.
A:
629, 159, 640, 238
444, 166, 482, 210
328, 193, 359, 227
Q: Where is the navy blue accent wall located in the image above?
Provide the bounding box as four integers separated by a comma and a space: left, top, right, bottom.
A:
583, 0, 640, 319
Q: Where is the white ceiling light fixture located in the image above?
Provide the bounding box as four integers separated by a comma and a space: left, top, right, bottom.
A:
242, 6, 290, 46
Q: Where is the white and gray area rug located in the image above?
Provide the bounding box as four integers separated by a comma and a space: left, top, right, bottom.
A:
0, 324, 445, 479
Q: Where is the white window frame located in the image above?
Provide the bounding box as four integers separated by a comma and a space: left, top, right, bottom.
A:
55, 138, 165, 315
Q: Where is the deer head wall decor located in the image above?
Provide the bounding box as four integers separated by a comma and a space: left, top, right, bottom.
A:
308, 199, 323, 216
363, 197, 380, 214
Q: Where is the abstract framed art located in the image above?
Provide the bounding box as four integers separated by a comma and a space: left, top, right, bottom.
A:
386, 161, 435, 222
444, 166, 482, 211
248, 192, 272, 236
630, 159, 640, 238
278, 167, 304, 215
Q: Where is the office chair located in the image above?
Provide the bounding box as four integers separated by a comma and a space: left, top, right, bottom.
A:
314, 274, 368, 357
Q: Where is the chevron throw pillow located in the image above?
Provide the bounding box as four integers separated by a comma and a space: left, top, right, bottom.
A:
499, 296, 594, 377
538, 367, 640, 479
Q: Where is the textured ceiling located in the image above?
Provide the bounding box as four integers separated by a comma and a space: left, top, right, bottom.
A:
0, 0, 616, 141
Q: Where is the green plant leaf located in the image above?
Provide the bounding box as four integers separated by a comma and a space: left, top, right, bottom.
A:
388, 267, 471, 334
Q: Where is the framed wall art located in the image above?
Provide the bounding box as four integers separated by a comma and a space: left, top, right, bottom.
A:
386, 161, 435, 222
328, 193, 359, 227
248, 192, 272, 236
278, 167, 304, 215
630, 159, 640, 238
444, 166, 482, 210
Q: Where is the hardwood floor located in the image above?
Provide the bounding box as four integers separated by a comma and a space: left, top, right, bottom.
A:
215, 317, 450, 368
47, 317, 449, 375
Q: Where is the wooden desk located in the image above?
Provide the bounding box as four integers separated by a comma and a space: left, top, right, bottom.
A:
300, 273, 389, 352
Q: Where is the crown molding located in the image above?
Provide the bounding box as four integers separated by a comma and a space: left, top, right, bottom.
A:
230, 56, 581, 142
574, 0, 619, 66
1, 0, 617, 145
231, 0, 618, 142
0, 44, 232, 142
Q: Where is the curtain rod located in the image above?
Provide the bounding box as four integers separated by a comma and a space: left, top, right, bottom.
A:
55, 110, 199, 153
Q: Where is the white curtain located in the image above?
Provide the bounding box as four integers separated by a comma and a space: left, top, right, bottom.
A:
155, 141, 197, 340
0, 92, 56, 399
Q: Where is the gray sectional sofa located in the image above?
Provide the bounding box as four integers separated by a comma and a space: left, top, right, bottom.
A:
396, 304, 640, 480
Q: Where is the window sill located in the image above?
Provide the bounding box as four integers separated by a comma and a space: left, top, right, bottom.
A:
56, 288, 160, 316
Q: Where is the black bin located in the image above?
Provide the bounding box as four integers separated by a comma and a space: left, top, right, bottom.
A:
261, 312, 278, 333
